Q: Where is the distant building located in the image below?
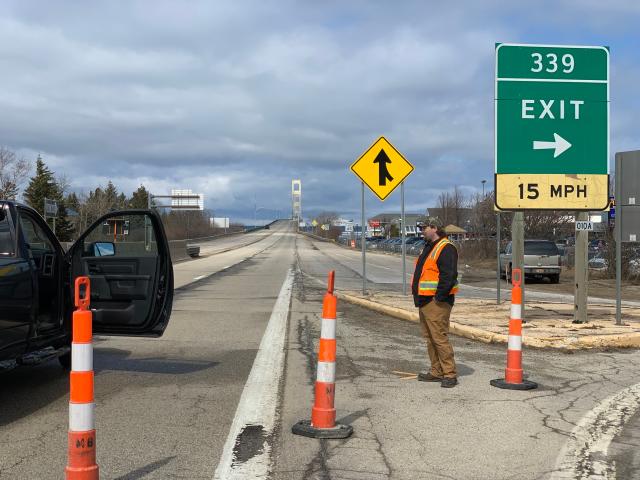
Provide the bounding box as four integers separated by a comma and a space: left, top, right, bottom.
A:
443, 224, 467, 241
368, 212, 429, 237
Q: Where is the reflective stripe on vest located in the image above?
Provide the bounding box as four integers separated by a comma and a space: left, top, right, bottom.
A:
417, 237, 459, 296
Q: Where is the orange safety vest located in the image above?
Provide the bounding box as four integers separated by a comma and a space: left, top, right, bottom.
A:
414, 237, 459, 296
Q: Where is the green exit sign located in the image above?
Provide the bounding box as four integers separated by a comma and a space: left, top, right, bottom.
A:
495, 43, 609, 210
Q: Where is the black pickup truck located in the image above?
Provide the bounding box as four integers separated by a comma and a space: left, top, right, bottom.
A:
0, 200, 173, 371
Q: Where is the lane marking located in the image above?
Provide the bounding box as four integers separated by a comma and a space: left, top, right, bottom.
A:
551, 382, 640, 479
213, 268, 294, 479
177, 231, 287, 290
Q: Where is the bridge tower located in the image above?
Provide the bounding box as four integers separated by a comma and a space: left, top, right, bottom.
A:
292, 180, 302, 224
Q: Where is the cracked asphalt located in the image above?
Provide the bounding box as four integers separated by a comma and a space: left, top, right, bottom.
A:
2, 228, 640, 479
272, 235, 640, 479
0, 225, 295, 479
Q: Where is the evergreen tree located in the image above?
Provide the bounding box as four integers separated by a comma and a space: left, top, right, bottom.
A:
117, 192, 127, 209
54, 198, 75, 241
129, 185, 150, 209
23, 155, 75, 240
23, 156, 57, 217
65, 192, 80, 212
104, 181, 118, 210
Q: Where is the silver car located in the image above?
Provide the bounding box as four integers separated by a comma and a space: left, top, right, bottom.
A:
500, 240, 562, 283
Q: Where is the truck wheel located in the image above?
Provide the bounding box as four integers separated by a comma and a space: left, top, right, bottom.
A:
58, 350, 72, 370
550, 274, 560, 284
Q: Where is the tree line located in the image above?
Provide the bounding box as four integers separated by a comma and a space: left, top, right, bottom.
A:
0, 146, 241, 241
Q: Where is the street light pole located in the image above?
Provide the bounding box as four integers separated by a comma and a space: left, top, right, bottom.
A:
482, 179, 487, 197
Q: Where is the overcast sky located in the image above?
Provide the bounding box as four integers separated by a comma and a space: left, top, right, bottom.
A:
1, 1, 638, 224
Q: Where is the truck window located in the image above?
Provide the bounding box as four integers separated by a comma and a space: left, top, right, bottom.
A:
0, 206, 15, 256
19, 215, 54, 253
525, 241, 559, 256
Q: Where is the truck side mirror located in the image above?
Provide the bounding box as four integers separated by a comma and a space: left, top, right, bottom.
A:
91, 242, 115, 257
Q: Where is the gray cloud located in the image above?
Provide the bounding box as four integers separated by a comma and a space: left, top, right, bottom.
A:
0, 1, 638, 221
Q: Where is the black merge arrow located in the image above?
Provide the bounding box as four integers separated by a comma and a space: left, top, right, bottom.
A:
373, 149, 394, 186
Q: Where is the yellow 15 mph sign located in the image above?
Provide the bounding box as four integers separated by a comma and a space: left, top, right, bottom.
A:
350, 137, 414, 201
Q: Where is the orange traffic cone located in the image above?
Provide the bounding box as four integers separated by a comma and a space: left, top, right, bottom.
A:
292, 271, 353, 439
491, 269, 537, 390
66, 277, 99, 479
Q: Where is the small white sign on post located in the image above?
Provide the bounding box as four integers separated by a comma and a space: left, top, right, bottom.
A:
345, 224, 354, 232
575, 221, 594, 231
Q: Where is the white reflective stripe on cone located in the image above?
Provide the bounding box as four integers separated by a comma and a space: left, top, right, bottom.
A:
508, 335, 522, 351
69, 402, 95, 431
320, 318, 336, 340
510, 304, 522, 320
316, 361, 336, 383
71, 343, 93, 372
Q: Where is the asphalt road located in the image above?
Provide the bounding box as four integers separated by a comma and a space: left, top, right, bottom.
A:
309, 237, 640, 308
2, 228, 640, 479
0, 221, 293, 479
278, 234, 640, 479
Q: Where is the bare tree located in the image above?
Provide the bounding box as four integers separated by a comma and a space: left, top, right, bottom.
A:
56, 173, 71, 197
524, 211, 573, 239
451, 186, 465, 226
435, 186, 466, 226
0, 146, 31, 199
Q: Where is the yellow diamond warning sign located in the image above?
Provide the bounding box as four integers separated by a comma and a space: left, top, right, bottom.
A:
350, 136, 414, 201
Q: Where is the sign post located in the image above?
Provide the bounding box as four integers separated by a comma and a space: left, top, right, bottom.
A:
400, 201, 406, 294
495, 43, 610, 324
574, 212, 593, 323
351, 137, 414, 296
361, 183, 366, 295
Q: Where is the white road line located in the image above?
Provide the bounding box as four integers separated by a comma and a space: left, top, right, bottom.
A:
213, 268, 294, 479
551, 382, 640, 479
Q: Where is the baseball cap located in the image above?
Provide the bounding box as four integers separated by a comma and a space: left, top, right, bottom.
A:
426, 216, 443, 228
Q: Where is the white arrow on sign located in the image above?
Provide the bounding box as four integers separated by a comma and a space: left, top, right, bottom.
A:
532, 133, 572, 158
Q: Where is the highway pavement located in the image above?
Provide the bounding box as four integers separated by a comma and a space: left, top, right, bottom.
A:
2, 226, 640, 479
0, 221, 293, 479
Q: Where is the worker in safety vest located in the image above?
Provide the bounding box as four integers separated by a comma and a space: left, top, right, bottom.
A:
411, 217, 459, 388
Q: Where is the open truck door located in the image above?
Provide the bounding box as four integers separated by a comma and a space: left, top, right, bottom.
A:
67, 210, 173, 337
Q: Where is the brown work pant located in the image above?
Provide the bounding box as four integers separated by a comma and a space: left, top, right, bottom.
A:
418, 300, 457, 379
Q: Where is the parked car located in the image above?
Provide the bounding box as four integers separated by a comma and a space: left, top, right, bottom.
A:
393, 236, 421, 253
499, 239, 562, 283
588, 256, 608, 271
408, 239, 426, 255
0, 200, 174, 371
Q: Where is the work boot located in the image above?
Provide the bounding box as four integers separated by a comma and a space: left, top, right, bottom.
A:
417, 372, 443, 382
441, 377, 458, 388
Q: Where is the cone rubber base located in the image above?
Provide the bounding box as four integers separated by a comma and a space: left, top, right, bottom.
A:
490, 378, 538, 390
291, 420, 353, 439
